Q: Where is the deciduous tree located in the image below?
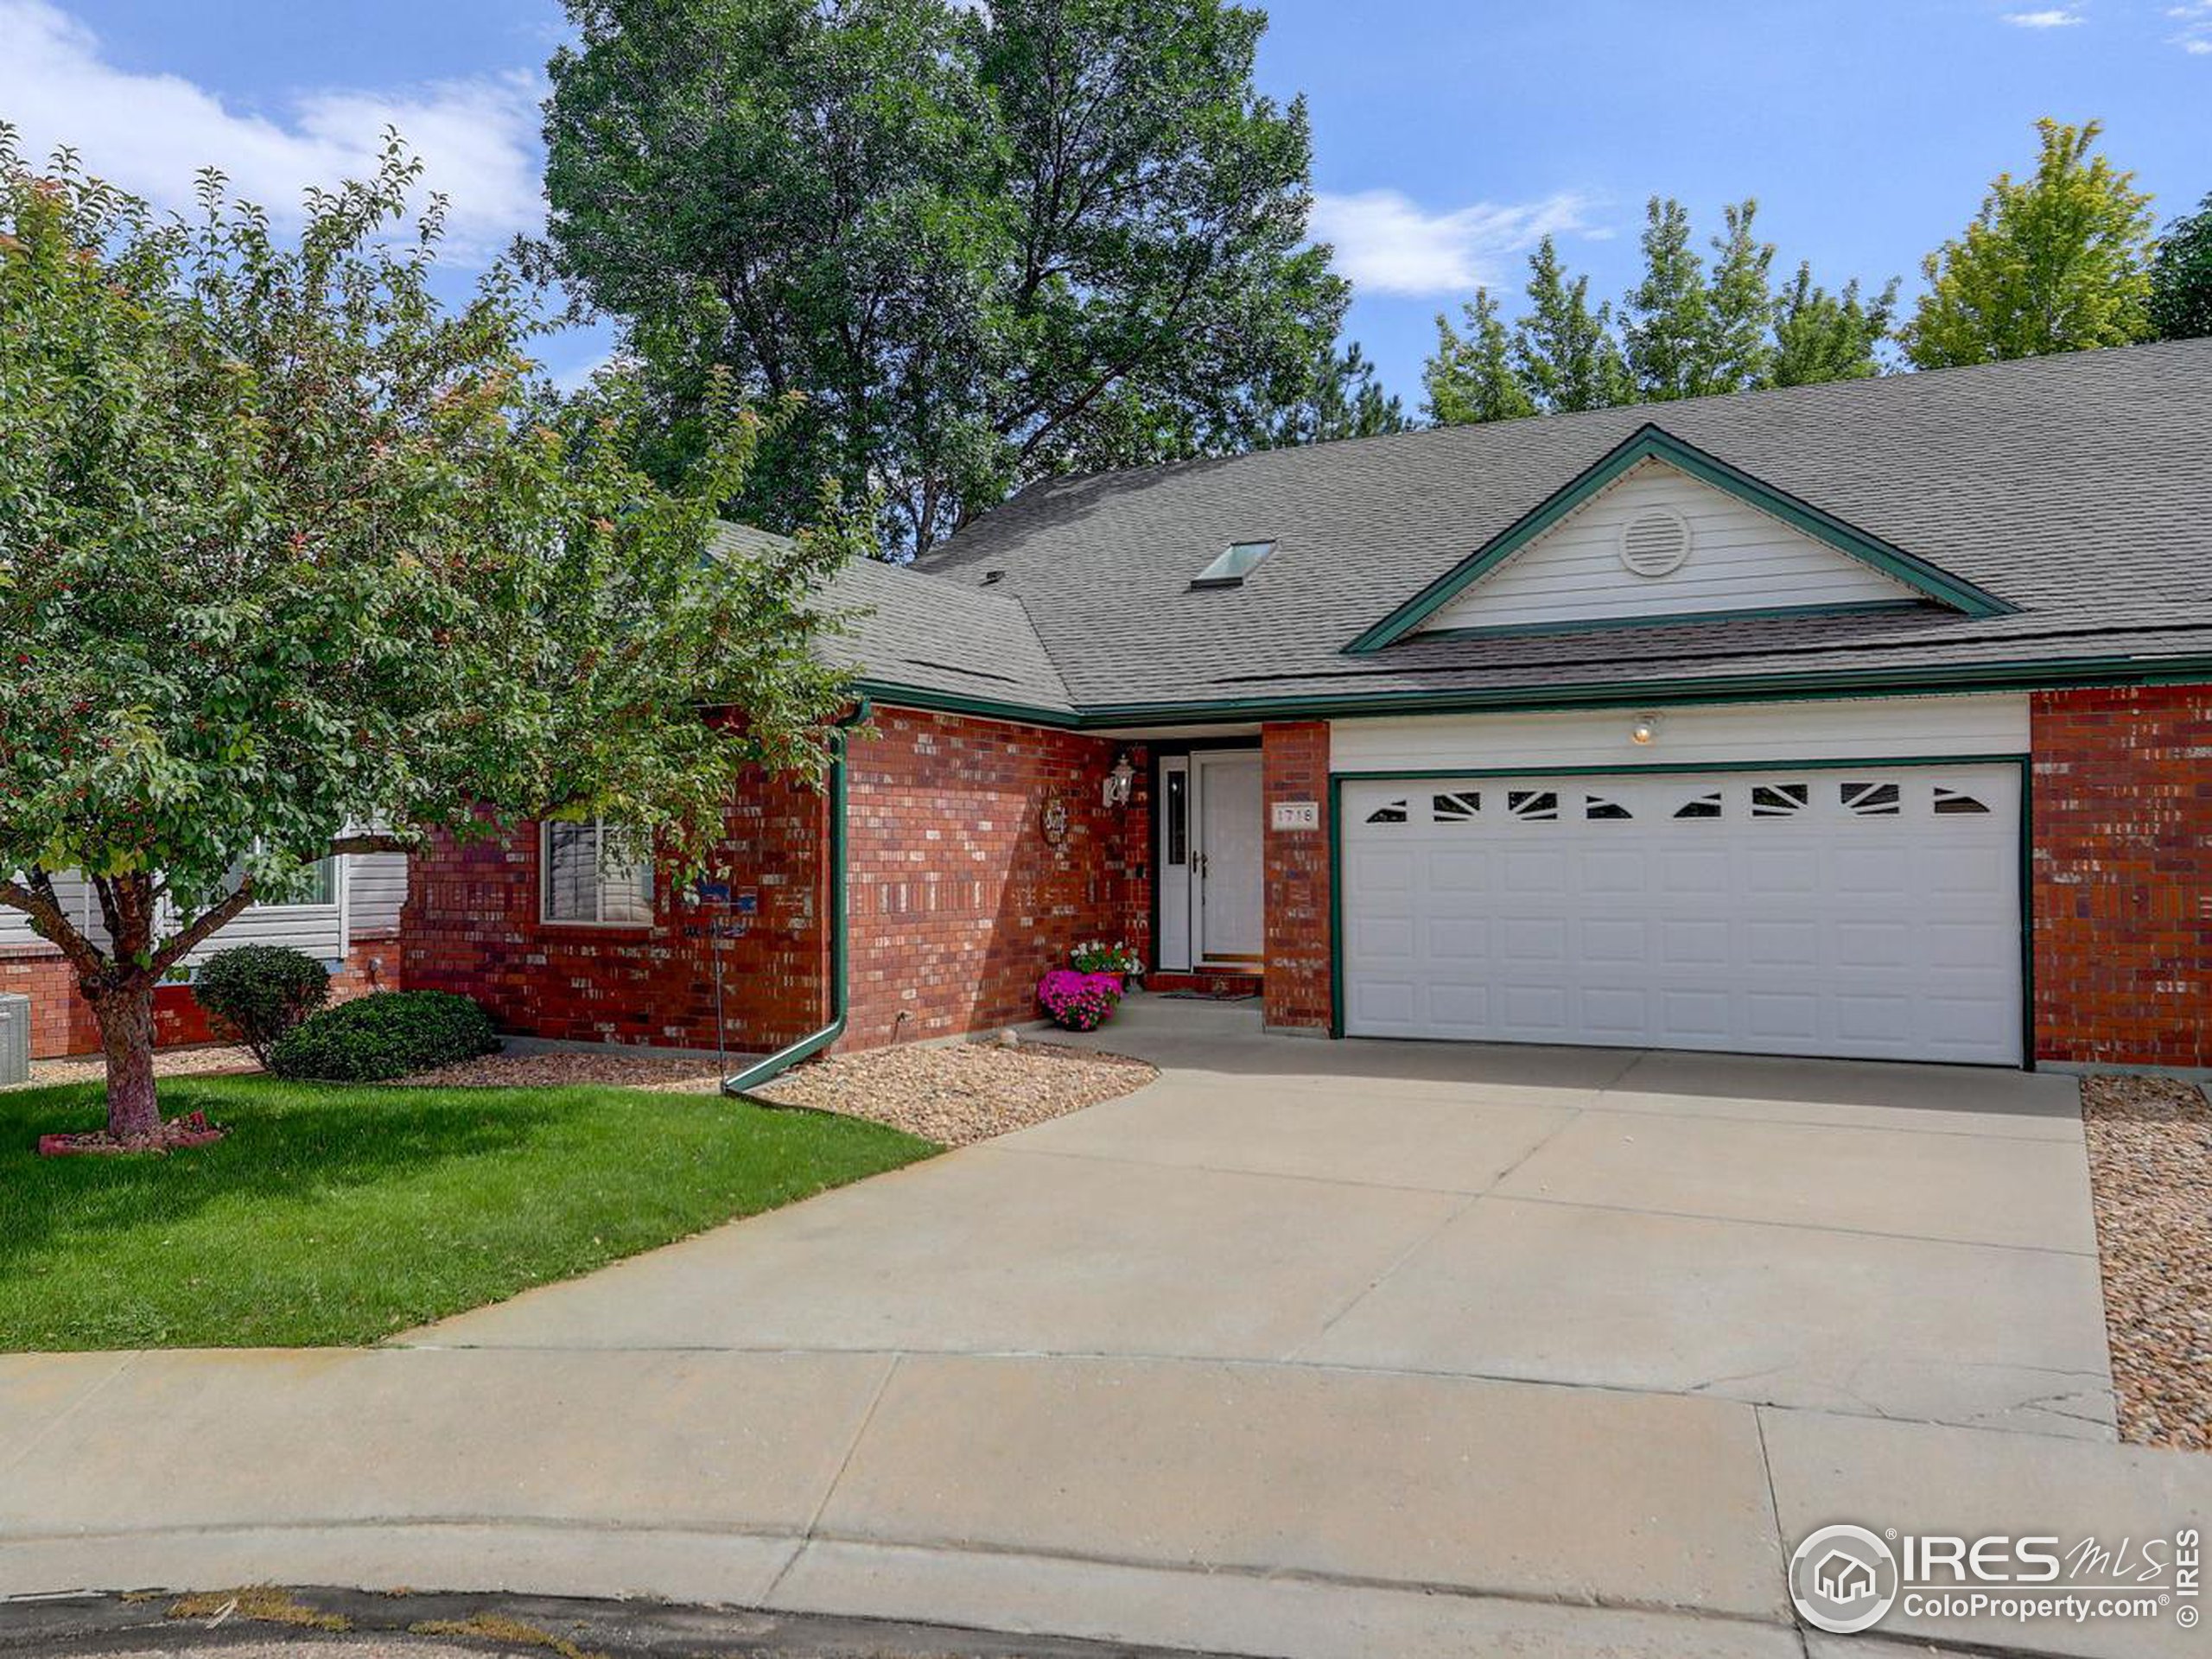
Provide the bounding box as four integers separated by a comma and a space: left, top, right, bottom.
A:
0, 132, 855, 1143
1423, 290, 1534, 426
541, 0, 1349, 555
1516, 238, 1630, 414
1903, 118, 2156, 368
1770, 265, 1897, 385
2148, 189, 2212, 342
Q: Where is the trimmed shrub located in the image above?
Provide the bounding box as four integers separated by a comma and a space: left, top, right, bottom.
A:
194, 944, 331, 1064
267, 990, 499, 1083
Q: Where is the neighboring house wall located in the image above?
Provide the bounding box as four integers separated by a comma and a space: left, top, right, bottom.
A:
843, 708, 1147, 1049
182, 898, 343, 964
346, 849, 410, 938
2, 855, 403, 1059
1418, 459, 1918, 635
1261, 721, 1332, 1034
2031, 683, 2212, 1069
3, 931, 393, 1060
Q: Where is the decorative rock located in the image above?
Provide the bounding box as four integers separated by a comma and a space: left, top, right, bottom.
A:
2082, 1073, 2212, 1452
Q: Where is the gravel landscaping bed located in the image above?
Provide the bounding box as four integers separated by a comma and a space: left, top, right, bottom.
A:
4, 1044, 257, 1091
753, 1038, 1157, 1146
2082, 1073, 2212, 1451
397, 1035, 1156, 1146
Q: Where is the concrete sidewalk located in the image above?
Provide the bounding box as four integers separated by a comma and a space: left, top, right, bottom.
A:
4, 1345, 2209, 1658
3, 1001, 2205, 1658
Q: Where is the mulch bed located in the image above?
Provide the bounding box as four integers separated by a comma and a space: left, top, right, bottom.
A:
752, 1039, 1157, 1147
38, 1110, 228, 1158
392, 1050, 727, 1092
2081, 1073, 2212, 1451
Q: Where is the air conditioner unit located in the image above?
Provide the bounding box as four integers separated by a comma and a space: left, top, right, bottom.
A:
0, 993, 29, 1086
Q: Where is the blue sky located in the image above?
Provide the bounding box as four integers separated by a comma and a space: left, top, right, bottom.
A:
6, 0, 2209, 406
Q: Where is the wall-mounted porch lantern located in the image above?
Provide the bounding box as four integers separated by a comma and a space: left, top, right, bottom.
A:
1102, 751, 1137, 809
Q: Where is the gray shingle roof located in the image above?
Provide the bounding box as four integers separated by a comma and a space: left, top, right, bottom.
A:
712, 524, 1074, 713
887, 338, 2212, 715
815, 556, 1073, 713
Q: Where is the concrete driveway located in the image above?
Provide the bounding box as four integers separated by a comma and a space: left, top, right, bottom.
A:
417, 995, 2113, 1438
13, 998, 2208, 1659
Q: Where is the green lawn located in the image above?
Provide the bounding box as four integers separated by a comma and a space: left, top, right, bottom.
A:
0, 1076, 936, 1351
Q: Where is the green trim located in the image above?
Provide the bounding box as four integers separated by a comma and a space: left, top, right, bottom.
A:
2019, 762, 2037, 1073
852, 679, 1083, 729
856, 652, 2212, 731
1414, 599, 1929, 644
722, 697, 871, 1096
1326, 772, 1344, 1039
1070, 653, 2212, 726
1341, 424, 2016, 654
1332, 753, 2028, 783
1328, 753, 2034, 1070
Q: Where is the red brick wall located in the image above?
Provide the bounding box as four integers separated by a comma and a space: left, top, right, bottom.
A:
1262, 721, 1332, 1032
2032, 683, 2212, 1069
844, 709, 1149, 1046
3, 936, 398, 1059
399, 707, 1151, 1055
403, 779, 830, 1052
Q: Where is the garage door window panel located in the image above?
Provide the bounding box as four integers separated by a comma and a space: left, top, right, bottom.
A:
1432, 791, 1482, 822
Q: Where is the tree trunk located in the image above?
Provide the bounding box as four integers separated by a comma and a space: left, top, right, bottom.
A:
92, 978, 161, 1142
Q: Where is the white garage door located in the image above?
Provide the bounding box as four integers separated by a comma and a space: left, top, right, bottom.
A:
1341, 764, 2022, 1064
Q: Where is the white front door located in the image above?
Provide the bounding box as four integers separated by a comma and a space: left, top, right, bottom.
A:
1195, 753, 1264, 966
1340, 764, 2022, 1064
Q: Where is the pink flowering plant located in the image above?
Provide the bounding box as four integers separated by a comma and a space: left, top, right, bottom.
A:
1038, 969, 1124, 1032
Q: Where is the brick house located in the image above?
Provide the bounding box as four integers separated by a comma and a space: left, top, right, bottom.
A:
392, 339, 2212, 1074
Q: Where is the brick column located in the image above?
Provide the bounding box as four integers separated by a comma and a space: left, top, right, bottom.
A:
1262, 720, 1332, 1033
2031, 683, 2212, 1067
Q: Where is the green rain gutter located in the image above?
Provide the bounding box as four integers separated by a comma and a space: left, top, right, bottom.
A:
721, 696, 870, 1097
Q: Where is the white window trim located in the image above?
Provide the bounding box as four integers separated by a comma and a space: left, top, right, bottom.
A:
247, 855, 342, 912
219, 851, 341, 912
539, 817, 657, 928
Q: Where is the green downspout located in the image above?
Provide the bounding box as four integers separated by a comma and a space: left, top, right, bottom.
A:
721, 696, 870, 1096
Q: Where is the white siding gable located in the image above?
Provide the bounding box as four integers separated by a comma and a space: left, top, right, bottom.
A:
1417, 459, 1921, 635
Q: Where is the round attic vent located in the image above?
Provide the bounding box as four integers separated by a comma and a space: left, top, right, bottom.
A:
1618, 506, 1692, 578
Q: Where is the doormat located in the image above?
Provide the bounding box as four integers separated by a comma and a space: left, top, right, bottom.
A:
1160, 989, 1259, 1003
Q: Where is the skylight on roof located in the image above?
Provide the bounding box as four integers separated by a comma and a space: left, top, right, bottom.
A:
1191, 539, 1274, 589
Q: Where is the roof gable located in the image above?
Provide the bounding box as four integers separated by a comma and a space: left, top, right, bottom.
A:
1344, 424, 2016, 654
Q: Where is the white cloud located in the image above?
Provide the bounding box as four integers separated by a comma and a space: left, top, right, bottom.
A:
2171, 0, 2212, 51
0, 0, 543, 259
1309, 188, 1596, 297
2003, 8, 2085, 24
